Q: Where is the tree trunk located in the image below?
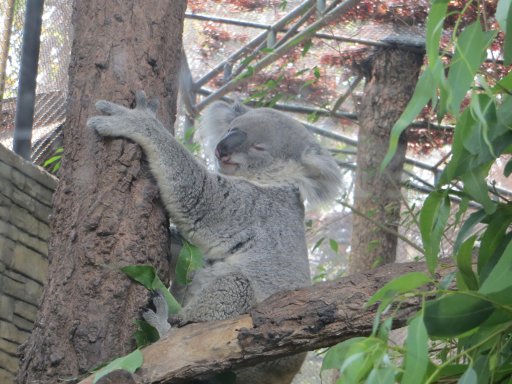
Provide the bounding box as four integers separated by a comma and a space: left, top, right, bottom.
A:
17, 2, 187, 383
349, 47, 423, 273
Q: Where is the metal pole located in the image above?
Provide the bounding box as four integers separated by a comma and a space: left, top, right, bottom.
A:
13, 0, 45, 159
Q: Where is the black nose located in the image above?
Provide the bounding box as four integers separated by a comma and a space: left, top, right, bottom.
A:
215, 128, 247, 159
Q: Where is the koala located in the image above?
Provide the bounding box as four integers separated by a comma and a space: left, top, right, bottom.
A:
87, 91, 341, 384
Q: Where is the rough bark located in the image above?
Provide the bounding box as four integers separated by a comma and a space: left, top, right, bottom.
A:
17, 1, 187, 383
77, 260, 453, 384
350, 47, 423, 273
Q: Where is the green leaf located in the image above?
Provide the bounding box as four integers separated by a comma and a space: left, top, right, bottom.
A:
478, 206, 512, 277
466, 94, 497, 156
313, 66, 321, 79
133, 319, 160, 348
175, 240, 204, 286
235, 66, 254, 81
338, 338, 386, 383
366, 272, 432, 308
311, 237, 325, 253
479, 239, 512, 295
458, 367, 478, 384
419, 190, 451, 273
438, 110, 474, 184
461, 162, 495, 214
329, 239, 339, 254
122, 265, 158, 289
381, 59, 443, 169
401, 314, 429, 384
93, 349, 143, 383
42, 154, 62, 167
365, 366, 396, 384
322, 337, 367, 371
121, 265, 181, 315
453, 209, 486, 254
497, 0, 512, 65
430, 364, 468, 382
301, 39, 313, 57
455, 235, 479, 291
492, 71, 512, 94
424, 293, 495, 337
446, 22, 496, 116
426, 0, 449, 65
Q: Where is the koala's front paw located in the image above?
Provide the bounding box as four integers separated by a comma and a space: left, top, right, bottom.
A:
86, 90, 161, 140
142, 291, 171, 337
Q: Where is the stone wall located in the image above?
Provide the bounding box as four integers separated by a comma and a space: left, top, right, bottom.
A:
0, 143, 56, 383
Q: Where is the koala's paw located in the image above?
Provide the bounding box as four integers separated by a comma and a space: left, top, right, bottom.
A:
86, 90, 160, 140
142, 291, 171, 337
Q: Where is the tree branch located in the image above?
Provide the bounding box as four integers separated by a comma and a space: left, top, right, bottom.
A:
79, 260, 453, 384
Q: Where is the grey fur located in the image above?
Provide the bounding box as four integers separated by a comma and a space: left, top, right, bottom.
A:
87, 91, 342, 384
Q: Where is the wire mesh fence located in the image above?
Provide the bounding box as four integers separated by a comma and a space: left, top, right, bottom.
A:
0, 0, 72, 153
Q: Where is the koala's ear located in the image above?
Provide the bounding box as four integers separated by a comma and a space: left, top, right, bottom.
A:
297, 145, 342, 208
199, 100, 249, 156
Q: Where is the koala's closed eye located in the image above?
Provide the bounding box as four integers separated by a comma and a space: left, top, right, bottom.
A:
251, 144, 267, 151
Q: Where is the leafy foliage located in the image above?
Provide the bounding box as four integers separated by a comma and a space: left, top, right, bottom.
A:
325, 1, 512, 382
121, 241, 203, 347
92, 349, 143, 384
42, 147, 63, 174
174, 239, 204, 286
121, 264, 181, 315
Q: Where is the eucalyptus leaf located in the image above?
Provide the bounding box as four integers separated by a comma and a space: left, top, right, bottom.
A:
478, 206, 512, 278
458, 367, 478, 384
175, 240, 204, 286
339, 338, 386, 383
492, 71, 512, 94
121, 265, 181, 315
424, 293, 495, 337
382, 59, 443, 169
461, 162, 495, 214
401, 314, 429, 384
496, 0, 512, 65
121, 264, 158, 289
453, 209, 486, 254
426, 0, 449, 65
366, 272, 432, 308
365, 366, 396, 384
419, 190, 450, 273
134, 319, 160, 348
93, 349, 143, 383
478, 239, 512, 295
322, 337, 367, 371
455, 235, 479, 291
446, 22, 496, 116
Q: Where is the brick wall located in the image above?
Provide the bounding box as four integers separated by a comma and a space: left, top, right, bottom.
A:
0, 143, 56, 383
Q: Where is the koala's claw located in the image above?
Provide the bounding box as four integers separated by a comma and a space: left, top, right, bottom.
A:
134, 90, 159, 116
142, 292, 171, 337
86, 116, 112, 136
94, 100, 129, 116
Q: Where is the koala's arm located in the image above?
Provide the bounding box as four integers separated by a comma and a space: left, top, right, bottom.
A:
87, 91, 233, 239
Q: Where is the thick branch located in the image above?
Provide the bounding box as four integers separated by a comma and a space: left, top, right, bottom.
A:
79, 260, 453, 384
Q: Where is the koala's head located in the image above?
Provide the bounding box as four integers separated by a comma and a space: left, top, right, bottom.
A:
200, 101, 342, 207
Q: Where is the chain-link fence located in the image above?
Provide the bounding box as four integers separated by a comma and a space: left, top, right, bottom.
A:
0, 0, 72, 156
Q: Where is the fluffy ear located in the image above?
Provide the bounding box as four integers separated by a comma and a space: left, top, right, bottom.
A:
199, 100, 249, 158
296, 144, 342, 208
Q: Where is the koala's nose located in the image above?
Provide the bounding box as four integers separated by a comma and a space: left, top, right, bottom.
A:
215, 146, 230, 161
215, 128, 247, 160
